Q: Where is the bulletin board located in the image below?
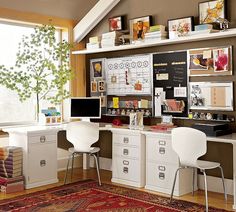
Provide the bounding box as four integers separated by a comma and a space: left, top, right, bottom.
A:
188, 46, 232, 76
153, 51, 188, 117
106, 54, 152, 95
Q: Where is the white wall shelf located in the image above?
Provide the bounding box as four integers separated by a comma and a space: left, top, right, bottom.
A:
72, 28, 236, 55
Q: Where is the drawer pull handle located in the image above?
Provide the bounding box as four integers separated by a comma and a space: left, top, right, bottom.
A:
123, 167, 128, 173
159, 147, 165, 154
123, 149, 129, 155
40, 160, 46, 167
159, 140, 166, 146
123, 137, 129, 143
158, 166, 166, 171
40, 136, 46, 143
123, 160, 129, 165
159, 172, 165, 180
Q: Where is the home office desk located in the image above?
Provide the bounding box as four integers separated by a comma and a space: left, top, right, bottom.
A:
3, 124, 236, 209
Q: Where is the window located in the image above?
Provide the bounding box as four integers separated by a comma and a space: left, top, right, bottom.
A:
0, 22, 63, 125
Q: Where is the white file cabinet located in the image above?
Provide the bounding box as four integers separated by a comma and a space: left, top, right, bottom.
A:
5, 126, 59, 189
144, 132, 197, 196
111, 129, 145, 188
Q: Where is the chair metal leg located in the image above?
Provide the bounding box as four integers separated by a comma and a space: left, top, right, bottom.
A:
202, 170, 208, 212
64, 153, 71, 185
192, 168, 195, 196
71, 153, 75, 183
96, 152, 100, 169
92, 154, 101, 186
219, 166, 227, 201
170, 167, 182, 203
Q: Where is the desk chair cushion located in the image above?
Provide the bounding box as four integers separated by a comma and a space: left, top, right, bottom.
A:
196, 160, 220, 170
68, 147, 100, 154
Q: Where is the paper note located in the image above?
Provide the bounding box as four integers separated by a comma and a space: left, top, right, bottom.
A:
113, 97, 119, 108
156, 73, 169, 80
203, 50, 212, 59
174, 87, 187, 97
211, 87, 226, 107
141, 99, 149, 109
155, 96, 162, 117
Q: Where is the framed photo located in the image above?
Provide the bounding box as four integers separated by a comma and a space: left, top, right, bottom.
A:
168, 16, 194, 39
91, 81, 97, 93
213, 47, 229, 72
100, 95, 107, 107
199, 0, 226, 24
98, 80, 106, 92
109, 16, 124, 31
91, 60, 103, 78
130, 16, 152, 41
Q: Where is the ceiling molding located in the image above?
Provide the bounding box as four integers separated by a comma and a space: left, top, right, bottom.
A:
73, 0, 120, 43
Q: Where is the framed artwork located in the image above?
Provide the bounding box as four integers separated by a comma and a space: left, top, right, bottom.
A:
92, 60, 103, 78
109, 16, 124, 31
91, 81, 97, 93
199, 0, 226, 24
98, 80, 106, 92
130, 16, 152, 41
168, 16, 194, 39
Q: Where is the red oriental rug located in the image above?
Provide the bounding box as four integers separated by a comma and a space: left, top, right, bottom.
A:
0, 180, 231, 212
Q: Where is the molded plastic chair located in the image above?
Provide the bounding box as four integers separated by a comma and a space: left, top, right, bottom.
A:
64, 121, 101, 185
170, 127, 227, 212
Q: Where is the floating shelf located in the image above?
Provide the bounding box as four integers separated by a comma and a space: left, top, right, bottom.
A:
72, 28, 236, 55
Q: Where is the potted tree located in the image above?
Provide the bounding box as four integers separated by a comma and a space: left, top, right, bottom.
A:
0, 24, 72, 121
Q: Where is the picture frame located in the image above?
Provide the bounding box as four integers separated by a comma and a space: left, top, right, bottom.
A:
98, 80, 106, 92
91, 81, 97, 93
91, 60, 103, 78
168, 16, 194, 39
100, 95, 107, 107
130, 15, 152, 41
199, 0, 226, 24
109, 15, 124, 31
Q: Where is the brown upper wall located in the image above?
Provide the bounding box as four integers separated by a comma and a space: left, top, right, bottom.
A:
88, 0, 236, 38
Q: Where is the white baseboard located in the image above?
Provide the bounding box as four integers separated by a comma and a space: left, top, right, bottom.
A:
198, 174, 233, 195
90, 157, 112, 171
57, 155, 82, 171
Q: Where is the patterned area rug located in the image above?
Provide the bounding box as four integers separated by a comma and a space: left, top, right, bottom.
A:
0, 180, 231, 211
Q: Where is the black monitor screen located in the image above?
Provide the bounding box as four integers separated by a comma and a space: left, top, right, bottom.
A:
70, 97, 101, 118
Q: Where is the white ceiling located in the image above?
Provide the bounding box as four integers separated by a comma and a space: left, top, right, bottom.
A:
0, 0, 99, 21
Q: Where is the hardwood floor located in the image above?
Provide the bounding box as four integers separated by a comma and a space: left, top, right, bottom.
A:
0, 168, 233, 211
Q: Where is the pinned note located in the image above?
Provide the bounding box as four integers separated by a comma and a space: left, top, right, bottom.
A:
203, 50, 212, 59
141, 99, 149, 109
113, 97, 119, 108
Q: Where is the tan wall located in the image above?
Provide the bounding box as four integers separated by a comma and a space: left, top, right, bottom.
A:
84, 0, 236, 179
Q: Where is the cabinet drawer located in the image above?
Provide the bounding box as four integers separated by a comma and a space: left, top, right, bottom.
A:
146, 162, 179, 190
112, 157, 140, 182
113, 145, 139, 159
113, 134, 140, 147
28, 134, 57, 144
146, 136, 178, 164
28, 142, 57, 184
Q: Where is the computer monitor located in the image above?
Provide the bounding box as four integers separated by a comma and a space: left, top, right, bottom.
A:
70, 97, 101, 121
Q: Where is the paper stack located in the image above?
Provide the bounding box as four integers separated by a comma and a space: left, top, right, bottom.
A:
144, 25, 167, 42
86, 36, 101, 50
0, 146, 23, 178
101, 31, 123, 48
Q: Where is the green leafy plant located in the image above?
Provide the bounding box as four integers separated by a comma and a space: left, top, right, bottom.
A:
0, 24, 72, 120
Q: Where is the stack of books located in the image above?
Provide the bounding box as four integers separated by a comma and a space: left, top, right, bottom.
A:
86, 36, 101, 50
0, 175, 24, 193
191, 24, 219, 35
144, 25, 167, 42
0, 146, 23, 178
101, 31, 123, 48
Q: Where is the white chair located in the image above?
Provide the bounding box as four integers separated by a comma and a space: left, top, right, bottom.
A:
64, 121, 101, 186
170, 127, 227, 212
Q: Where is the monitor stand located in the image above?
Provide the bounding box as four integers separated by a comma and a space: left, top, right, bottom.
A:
81, 118, 91, 122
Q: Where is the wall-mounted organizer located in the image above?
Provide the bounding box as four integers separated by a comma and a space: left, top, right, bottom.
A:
90, 58, 107, 114
153, 51, 188, 117
105, 54, 153, 117
188, 46, 233, 76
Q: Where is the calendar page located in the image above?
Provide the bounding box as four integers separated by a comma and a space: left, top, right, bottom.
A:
106, 54, 152, 95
